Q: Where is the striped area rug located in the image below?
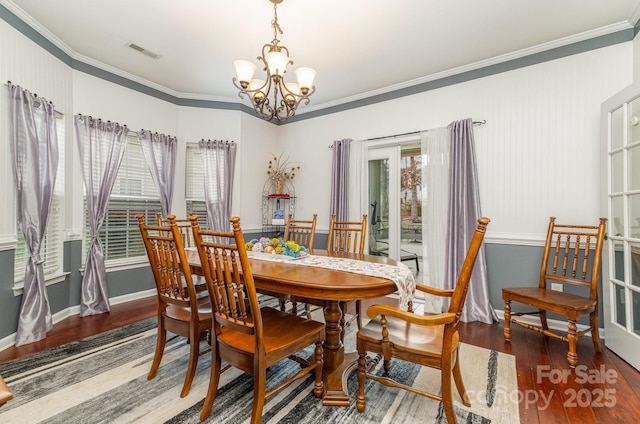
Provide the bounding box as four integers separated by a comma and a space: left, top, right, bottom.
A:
0, 317, 519, 424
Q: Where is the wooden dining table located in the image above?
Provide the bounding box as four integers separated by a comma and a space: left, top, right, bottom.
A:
185, 248, 400, 406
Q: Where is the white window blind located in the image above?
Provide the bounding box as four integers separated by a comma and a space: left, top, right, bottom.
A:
185, 143, 208, 229
14, 116, 65, 283
83, 134, 161, 265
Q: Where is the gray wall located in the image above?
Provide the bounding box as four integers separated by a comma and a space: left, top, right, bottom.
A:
0, 240, 156, 340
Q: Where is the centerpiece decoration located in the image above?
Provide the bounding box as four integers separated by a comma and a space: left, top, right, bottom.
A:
246, 237, 309, 258
267, 153, 300, 194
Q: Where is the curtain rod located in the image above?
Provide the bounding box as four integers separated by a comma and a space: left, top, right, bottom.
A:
363, 119, 486, 142
328, 119, 486, 147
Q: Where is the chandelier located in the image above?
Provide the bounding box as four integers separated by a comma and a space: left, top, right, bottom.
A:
233, 0, 316, 122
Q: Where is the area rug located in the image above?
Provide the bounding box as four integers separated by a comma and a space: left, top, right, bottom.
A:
0, 317, 519, 424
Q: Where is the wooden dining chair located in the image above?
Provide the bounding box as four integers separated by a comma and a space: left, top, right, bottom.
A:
191, 216, 325, 424
502, 216, 607, 367
156, 212, 195, 248
284, 213, 317, 253
356, 217, 490, 424
327, 213, 367, 254
326, 213, 368, 336
284, 214, 318, 317
137, 214, 212, 398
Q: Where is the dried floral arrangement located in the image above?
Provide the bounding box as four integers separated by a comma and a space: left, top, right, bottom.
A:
267, 152, 301, 181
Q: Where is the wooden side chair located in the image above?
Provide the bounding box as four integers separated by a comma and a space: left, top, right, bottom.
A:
284, 213, 317, 253
156, 212, 195, 248
284, 213, 318, 317
502, 216, 607, 367
137, 214, 212, 398
356, 217, 490, 424
191, 216, 325, 424
326, 213, 368, 339
327, 213, 367, 254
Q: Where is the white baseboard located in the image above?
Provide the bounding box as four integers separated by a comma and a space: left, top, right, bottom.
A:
494, 309, 605, 338
0, 290, 156, 353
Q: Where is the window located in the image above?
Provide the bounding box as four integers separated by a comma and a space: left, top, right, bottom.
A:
185, 143, 209, 229
14, 115, 65, 284
83, 134, 161, 265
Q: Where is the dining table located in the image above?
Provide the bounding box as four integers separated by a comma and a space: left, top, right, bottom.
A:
186, 248, 413, 406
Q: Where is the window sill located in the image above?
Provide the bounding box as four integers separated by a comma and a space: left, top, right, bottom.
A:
79, 258, 150, 276
13, 272, 70, 296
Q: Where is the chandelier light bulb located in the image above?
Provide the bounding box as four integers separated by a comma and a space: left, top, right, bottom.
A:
295, 67, 316, 94
249, 79, 266, 102
265, 50, 289, 77
233, 60, 256, 88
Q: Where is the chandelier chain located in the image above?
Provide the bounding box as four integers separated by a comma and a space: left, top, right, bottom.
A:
271, 2, 283, 46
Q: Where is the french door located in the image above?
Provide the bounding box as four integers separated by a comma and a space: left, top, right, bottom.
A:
368, 140, 424, 280
601, 83, 640, 371
368, 146, 400, 261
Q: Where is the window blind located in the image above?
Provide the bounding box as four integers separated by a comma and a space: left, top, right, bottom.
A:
83, 134, 161, 264
185, 143, 208, 228
14, 116, 65, 283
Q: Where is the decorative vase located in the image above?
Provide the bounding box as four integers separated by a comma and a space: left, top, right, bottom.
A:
273, 178, 284, 194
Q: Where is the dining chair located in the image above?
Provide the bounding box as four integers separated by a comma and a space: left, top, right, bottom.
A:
327, 213, 367, 254
356, 217, 490, 424
326, 213, 368, 340
156, 212, 195, 248
137, 214, 212, 398
284, 213, 318, 318
191, 216, 325, 424
502, 216, 607, 367
283, 213, 317, 253
0, 374, 12, 407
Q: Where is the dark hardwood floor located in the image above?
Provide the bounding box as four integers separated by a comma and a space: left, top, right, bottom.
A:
1, 296, 639, 423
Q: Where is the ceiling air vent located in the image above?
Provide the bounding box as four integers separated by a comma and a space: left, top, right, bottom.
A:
125, 42, 161, 60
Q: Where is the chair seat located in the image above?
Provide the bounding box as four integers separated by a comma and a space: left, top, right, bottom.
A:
165, 303, 212, 322
503, 287, 596, 314
358, 315, 459, 363
219, 307, 325, 358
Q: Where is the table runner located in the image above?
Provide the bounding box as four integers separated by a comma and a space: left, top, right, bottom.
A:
247, 252, 416, 310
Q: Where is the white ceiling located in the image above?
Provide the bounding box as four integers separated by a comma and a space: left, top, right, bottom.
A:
4, 0, 640, 113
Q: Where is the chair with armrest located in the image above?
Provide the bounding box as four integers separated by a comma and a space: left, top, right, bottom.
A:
356, 217, 490, 424
502, 216, 607, 367
137, 214, 212, 398
191, 216, 325, 424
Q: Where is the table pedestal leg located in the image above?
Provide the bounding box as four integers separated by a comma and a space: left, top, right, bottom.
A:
322, 300, 354, 406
